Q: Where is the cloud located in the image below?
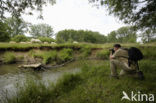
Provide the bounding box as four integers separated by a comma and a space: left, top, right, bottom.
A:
23, 0, 126, 35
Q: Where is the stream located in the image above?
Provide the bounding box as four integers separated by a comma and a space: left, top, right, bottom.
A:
0, 61, 81, 101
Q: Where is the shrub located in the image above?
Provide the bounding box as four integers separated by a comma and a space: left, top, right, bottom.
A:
80, 46, 92, 58
33, 51, 57, 64
3, 52, 16, 64
38, 37, 55, 43
11, 35, 28, 43
43, 51, 57, 64
57, 48, 73, 64
96, 49, 109, 59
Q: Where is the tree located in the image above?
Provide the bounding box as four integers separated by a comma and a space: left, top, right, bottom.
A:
90, 0, 156, 30
141, 29, 156, 43
0, 0, 55, 19
116, 26, 137, 43
56, 29, 107, 43
0, 21, 11, 42
107, 26, 137, 43
5, 17, 30, 37
107, 31, 117, 43
30, 23, 54, 37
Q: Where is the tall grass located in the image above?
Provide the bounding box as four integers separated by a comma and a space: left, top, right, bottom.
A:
4, 59, 156, 103
140, 47, 156, 60
3, 52, 16, 64
52, 60, 156, 103
79, 46, 92, 58
32, 48, 74, 64
4, 73, 82, 103
1, 43, 156, 103
96, 49, 110, 59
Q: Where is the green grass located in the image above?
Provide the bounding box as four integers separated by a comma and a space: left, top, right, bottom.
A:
96, 49, 110, 59
0, 42, 156, 50
0, 43, 88, 50
55, 60, 156, 103
79, 46, 92, 58
3, 52, 16, 64
32, 48, 73, 64
139, 47, 156, 59
4, 58, 156, 103
33, 51, 57, 64
2, 43, 156, 103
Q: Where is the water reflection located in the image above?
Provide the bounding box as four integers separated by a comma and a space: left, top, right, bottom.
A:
0, 61, 81, 101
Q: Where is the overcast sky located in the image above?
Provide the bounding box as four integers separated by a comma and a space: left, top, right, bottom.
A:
22, 0, 127, 35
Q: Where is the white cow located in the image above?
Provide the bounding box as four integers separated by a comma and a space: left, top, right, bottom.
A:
31, 38, 41, 43
51, 42, 56, 44
44, 42, 48, 44
73, 41, 78, 44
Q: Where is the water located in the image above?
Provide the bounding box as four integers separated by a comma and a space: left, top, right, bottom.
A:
0, 64, 19, 75
0, 61, 81, 101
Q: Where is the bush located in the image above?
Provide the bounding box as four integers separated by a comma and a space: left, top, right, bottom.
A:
38, 37, 55, 43
11, 35, 28, 43
96, 49, 109, 59
80, 46, 92, 58
33, 51, 57, 64
3, 52, 16, 64
57, 48, 73, 64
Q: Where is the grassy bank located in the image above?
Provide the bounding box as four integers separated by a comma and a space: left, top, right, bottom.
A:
3, 58, 156, 103
0, 43, 94, 51
3, 60, 156, 103
1, 42, 156, 65
1, 43, 156, 103
0, 42, 156, 51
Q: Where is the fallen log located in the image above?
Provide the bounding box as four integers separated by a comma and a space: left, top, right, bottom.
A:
18, 63, 45, 70
18, 63, 42, 68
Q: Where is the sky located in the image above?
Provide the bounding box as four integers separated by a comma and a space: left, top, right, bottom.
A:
22, 0, 127, 35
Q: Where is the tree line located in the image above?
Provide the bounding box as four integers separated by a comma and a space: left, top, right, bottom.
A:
0, 0, 155, 43
0, 17, 155, 43
56, 27, 137, 43
0, 17, 54, 42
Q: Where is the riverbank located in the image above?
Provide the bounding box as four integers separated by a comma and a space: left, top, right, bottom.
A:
0, 60, 83, 102
0, 42, 156, 65
2, 59, 156, 103
0, 43, 156, 103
